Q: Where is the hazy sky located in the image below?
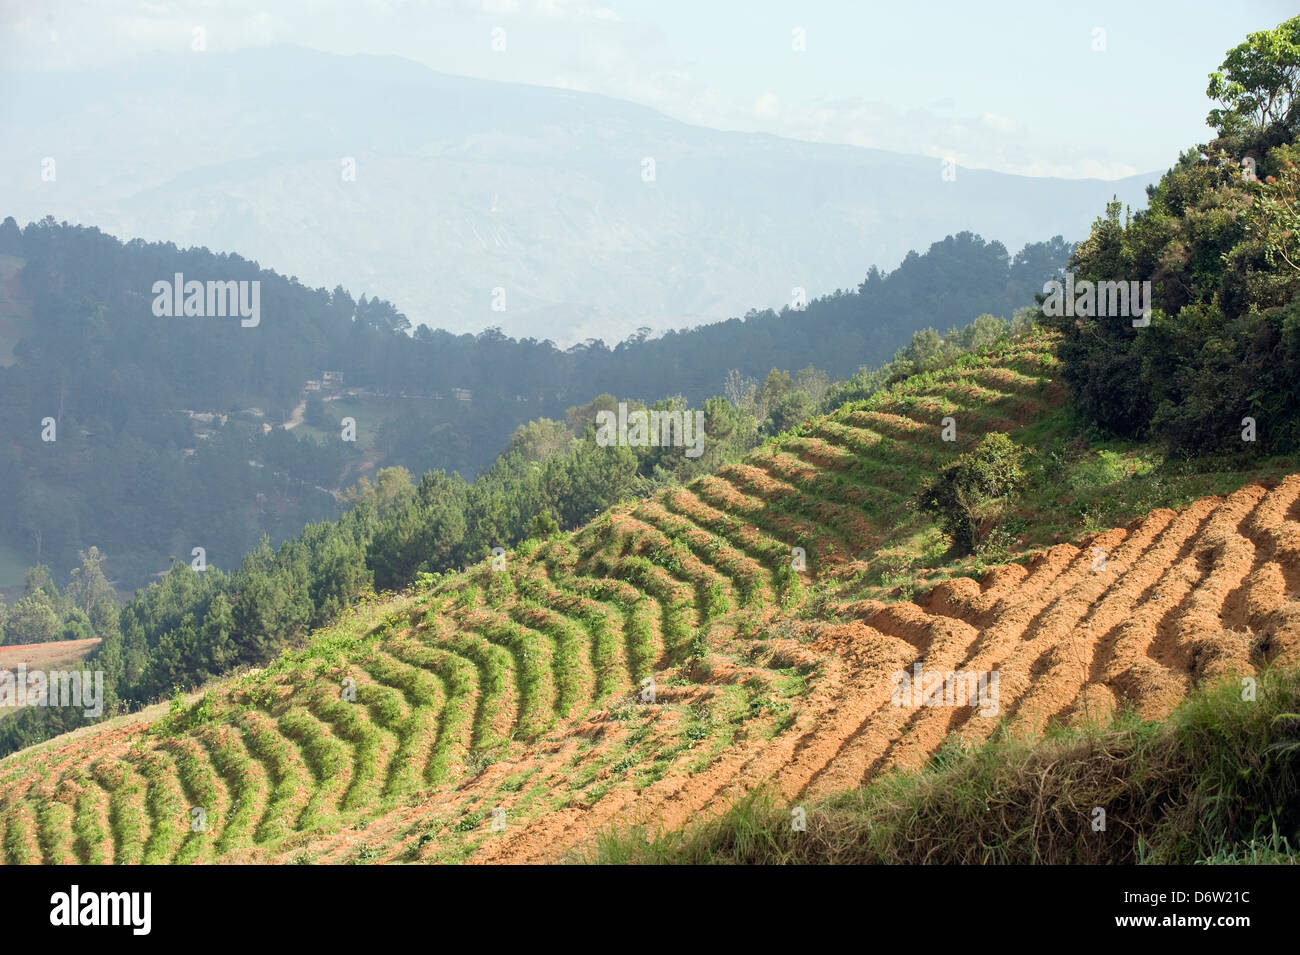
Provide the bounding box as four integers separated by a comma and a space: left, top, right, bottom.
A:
2, 0, 1294, 178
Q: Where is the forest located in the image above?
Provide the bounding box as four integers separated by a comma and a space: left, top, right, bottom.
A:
1048, 19, 1300, 459
0, 216, 1067, 591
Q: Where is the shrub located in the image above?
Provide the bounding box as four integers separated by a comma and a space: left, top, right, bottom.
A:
916, 433, 1027, 554
528, 509, 561, 541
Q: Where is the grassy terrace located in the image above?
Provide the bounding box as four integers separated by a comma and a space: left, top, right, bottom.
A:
1, 329, 1296, 864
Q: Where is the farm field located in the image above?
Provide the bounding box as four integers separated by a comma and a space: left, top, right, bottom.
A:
0, 639, 103, 724
0, 639, 101, 672
0, 331, 1295, 865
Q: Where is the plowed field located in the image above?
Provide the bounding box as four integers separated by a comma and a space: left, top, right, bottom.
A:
1, 332, 1294, 864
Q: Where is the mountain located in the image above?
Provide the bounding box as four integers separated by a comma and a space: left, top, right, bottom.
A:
0, 45, 1154, 346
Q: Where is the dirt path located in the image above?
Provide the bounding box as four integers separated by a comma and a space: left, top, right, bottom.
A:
284, 399, 307, 430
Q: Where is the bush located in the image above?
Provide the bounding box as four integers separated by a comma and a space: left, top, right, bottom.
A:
528, 509, 560, 541
916, 433, 1027, 554
304, 395, 330, 429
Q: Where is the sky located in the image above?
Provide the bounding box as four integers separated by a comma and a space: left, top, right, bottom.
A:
1, 0, 1295, 178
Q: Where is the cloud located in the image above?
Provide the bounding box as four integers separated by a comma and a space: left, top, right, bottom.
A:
979, 112, 1018, 134
753, 92, 779, 117
532, 0, 619, 23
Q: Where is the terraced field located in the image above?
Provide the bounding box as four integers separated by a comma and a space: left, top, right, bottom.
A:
2, 331, 1296, 864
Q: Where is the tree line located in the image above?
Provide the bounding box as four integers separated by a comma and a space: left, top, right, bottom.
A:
1048, 15, 1300, 459
0, 216, 1068, 592
0, 304, 1033, 756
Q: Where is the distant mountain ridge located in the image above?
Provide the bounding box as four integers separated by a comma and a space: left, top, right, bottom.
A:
0, 44, 1154, 345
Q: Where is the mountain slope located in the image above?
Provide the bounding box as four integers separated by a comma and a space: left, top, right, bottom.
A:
0, 219, 1067, 595
0, 45, 1154, 344
2, 331, 1294, 865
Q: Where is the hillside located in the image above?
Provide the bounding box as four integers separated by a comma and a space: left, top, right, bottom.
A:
0, 219, 1065, 595
2, 330, 1295, 865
